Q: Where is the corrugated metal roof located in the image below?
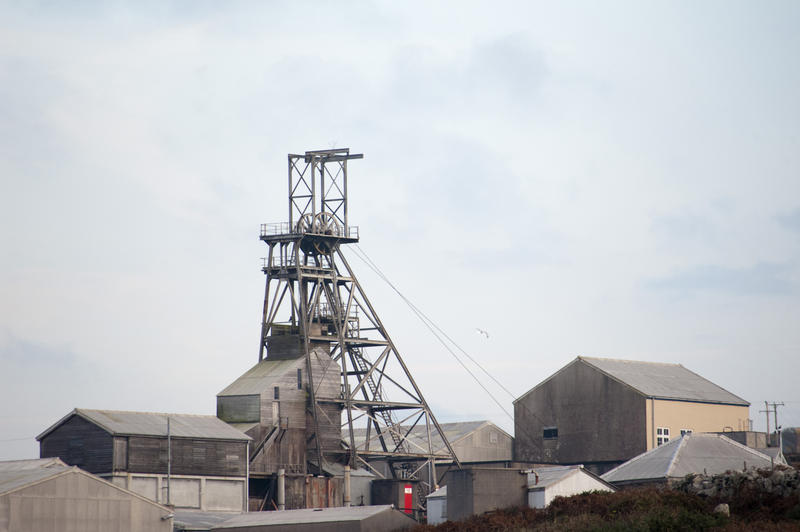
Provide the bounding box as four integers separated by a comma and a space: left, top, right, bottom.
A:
37, 409, 251, 441
527, 465, 616, 491
345, 420, 510, 455
579, 357, 749, 405
527, 465, 582, 488
174, 510, 239, 531
212, 505, 410, 528
217, 359, 303, 396
0, 458, 71, 495
601, 434, 775, 484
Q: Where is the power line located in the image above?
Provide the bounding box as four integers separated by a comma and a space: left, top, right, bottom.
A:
346, 245, 550, 452
354, 244, 520, 402
348, 245, 514, 422
0, 437, 33, 443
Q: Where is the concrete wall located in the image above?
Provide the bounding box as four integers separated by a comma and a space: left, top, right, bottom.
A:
645, 400, 751, 449
446, 468, 527, 522
371, 479, 418, 514
350, 475, 372, 506
0, 470, 171, 532
714, 431, 768, 449
514, 359, 647, 465
108, 472, 246, 511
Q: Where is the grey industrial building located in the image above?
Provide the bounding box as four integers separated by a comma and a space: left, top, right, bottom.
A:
514, 356, 751, 474
37, 408, 251, 512
0, 457, 172, 532
348, 420, 512, 465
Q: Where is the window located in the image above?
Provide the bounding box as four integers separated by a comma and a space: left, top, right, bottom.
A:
543, 427, 558, 440
656, 427, 670, 446
273, 386, 280, 400
680, 429, 693, 437
489, 431, 498, 444
297, 369, 302, 390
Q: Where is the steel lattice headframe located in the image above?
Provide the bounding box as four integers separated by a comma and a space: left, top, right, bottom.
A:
258, 149, 460, 495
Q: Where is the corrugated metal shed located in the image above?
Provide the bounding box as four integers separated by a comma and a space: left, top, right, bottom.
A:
0, 458, 71, 495
601, 434, 778, 485
218, 359, 302, 396
36, 409, 251, 441
579, 357, 749, 405
0, 457, 173, 531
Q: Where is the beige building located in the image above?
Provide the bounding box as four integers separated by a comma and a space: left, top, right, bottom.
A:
514, 357, 750, 474
0, 458, 172, 532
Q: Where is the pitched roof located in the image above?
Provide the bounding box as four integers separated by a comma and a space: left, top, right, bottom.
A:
210, 505, 414, 529
578, 357, 749, 405
516, 356, 748, 406
601, 434, 775, 484
526, 465, 616, 492
344, 420, 511, 455
174, 510, 237, 531
217, 358, 303, 396
0, 458, 172, 515
37, 409, 251, 442
0, 458, 71, 495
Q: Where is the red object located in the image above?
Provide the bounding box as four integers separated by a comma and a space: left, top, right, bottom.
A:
403, 484, 413, 514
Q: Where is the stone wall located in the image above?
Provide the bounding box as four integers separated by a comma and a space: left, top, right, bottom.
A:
673, 466, 800, 499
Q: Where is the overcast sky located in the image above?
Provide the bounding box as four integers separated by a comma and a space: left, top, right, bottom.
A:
2, 1, 799, 460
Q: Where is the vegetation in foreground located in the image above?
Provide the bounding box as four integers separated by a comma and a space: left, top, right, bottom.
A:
412, 485, 800, 531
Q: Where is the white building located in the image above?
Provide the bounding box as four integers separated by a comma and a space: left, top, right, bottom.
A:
527, 465, 615, 509
426, 485, 447, 525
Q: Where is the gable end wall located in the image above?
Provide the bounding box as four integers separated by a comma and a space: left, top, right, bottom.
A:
514, 359, 646, 464
39, 415, 113, 474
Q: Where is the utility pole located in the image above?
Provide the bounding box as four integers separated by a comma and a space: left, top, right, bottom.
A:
760, 401, 771, 436
760, 401, 785, 447
770, 402, 784, 435
167, 416, 171, 506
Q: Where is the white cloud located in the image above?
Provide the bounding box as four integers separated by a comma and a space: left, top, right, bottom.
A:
1, 2, 799, 460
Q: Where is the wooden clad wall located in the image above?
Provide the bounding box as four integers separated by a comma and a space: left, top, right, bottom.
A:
310, 347, 343, 453
126, 436, 248, 477
39, 415, 113, 474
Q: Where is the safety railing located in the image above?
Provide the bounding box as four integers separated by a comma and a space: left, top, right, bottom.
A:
260, 222, 359, 239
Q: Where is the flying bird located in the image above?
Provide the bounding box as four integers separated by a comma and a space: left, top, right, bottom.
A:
475, 328, 490, 338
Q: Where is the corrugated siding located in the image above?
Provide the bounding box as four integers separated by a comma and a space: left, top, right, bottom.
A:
39, 415, 113, 474
127, 436, 247, 477
113, 437, 128, 471
0, 469, 171, 532
217, 395, 260, 424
